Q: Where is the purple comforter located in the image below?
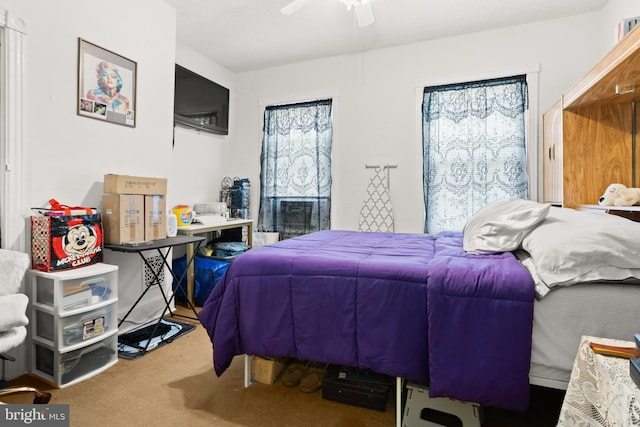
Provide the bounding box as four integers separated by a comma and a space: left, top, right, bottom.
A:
199, 230, 534, 411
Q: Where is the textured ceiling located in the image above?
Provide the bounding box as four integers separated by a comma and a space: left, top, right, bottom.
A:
163, 0, 608, 72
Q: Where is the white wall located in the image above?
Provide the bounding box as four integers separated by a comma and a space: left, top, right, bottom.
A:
171, 42, 235, 209
0, 0, 174, 217
1, 1, 635, 247
232, 12, 608, 233
0, 0, 237, 225
600, 0, 640, 49
0, 0, 181, 378
6, 0, 628, 236
0, 0, 238, 379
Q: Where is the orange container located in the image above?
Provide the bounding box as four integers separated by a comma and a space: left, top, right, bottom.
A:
172, 205, 193, 227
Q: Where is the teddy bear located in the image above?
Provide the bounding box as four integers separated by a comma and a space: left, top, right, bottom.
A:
598, 183, 640, 206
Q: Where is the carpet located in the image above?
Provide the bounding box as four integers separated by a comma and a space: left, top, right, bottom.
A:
117, 318, 195, 359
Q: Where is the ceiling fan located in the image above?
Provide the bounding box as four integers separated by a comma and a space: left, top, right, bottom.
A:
280, 0, 375, 27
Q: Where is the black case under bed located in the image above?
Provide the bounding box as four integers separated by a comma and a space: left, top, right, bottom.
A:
321, 364, 393, 412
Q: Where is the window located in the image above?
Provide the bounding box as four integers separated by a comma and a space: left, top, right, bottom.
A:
258, 99, 332, 239
422, 75, 528, 233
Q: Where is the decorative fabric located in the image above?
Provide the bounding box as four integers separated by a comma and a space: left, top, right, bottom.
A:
422, 75, 528, 233
558, 336, 640, 426
0, 294, 28, 331
0, 248, 30, 354
117, 318, 196, 360
359, 167, 394, 232
0, 326, 27, 354
0, 248, 30, 296
258, 100, 332, 239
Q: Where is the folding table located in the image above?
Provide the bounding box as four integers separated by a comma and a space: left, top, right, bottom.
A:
105, 235, 205, 355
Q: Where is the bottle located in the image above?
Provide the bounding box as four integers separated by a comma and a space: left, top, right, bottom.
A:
167, 212, 178, 237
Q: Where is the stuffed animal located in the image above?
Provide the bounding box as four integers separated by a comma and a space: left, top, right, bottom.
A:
598, 183, 640, 206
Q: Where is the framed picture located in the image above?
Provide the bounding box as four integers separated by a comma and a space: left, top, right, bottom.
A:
77, 38, 137, 127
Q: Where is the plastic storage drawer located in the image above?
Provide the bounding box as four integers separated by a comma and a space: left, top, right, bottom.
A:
33, 302, 117, 350
32, 332, 118, 388
32, 264, 117, 313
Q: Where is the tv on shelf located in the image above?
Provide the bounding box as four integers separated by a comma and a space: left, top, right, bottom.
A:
174, 64, 229, 135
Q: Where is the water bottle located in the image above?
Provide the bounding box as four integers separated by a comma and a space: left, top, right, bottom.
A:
167, 212, 178, 237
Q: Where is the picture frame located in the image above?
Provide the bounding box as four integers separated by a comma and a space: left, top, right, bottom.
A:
77, 38, 137, 127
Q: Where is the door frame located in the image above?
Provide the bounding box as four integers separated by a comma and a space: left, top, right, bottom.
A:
0, 10, 27, 252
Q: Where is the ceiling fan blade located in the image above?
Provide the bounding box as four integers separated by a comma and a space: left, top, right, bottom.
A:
355, 1, 375, 27
280, 0, 314, 15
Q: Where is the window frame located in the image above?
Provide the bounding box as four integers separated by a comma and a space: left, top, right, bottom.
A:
257, 98, 334, 237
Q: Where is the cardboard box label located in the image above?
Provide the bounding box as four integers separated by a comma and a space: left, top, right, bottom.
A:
102, 194, 145, 244
145, 195, 167, 241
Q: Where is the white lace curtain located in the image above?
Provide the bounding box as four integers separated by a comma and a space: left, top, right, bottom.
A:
422, 75, 528, 233
258, 99, 332, 238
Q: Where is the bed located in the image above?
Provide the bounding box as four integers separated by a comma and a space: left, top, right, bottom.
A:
529, 281, 640, 389
199, 199, 640, 415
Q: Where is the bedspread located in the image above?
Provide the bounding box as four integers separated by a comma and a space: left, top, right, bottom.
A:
199, 230, 535, 411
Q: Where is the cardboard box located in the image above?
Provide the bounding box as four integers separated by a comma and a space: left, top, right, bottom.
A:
145, 195, 167, 241
104, 174, 167, 195
252, 356, 289, 385
102, 194, 145, 244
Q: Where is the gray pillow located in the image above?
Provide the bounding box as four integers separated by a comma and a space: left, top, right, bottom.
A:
521, 207, 640, 289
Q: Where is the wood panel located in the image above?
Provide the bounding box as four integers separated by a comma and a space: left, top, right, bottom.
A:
607, 209, 640, 222
564, 25, 640, 109
635, 103, 640, 186
562, 103, 633, 208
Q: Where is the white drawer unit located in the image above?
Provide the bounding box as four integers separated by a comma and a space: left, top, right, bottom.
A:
31, 263, 117, 313
28, 263, 119, 387
31, 333, 118, 388
32, 302, 118, 350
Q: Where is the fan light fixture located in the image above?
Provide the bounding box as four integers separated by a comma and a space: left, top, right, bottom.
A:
281, 0, 374, 27
340, 0, 369, 11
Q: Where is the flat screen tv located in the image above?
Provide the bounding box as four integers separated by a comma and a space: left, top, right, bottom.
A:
174, 64, 229, 135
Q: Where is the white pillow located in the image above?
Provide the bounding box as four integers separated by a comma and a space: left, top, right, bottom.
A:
521, 207, 640, 289
463, 198, 551, 254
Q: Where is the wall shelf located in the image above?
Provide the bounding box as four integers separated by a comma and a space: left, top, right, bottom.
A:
564, 25, 640, 109
543, 24, 640, 208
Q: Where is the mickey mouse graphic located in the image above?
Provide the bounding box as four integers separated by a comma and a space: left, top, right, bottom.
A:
64, 220, 97, 255
52, 216, 103, 268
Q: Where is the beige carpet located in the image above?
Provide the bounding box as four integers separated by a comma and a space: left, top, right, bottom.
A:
6, 310, 396, 427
